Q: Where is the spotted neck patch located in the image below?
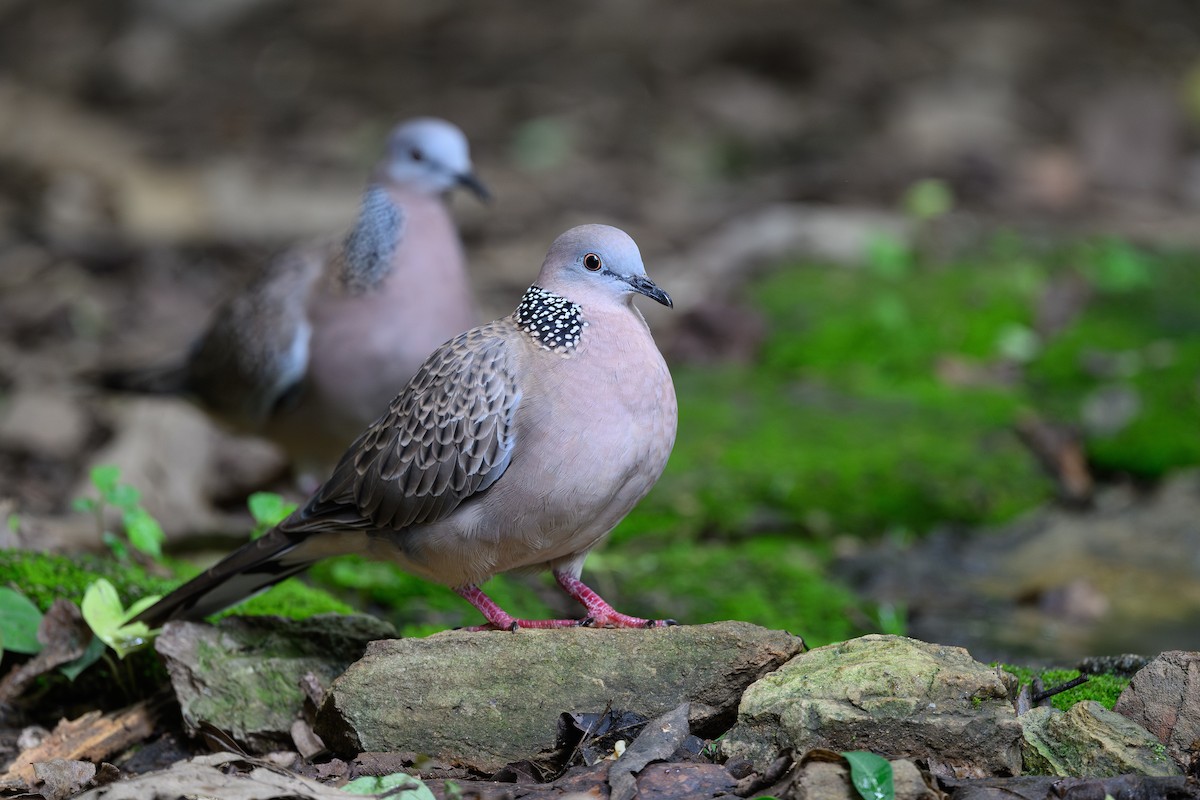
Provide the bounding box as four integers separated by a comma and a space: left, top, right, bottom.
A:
340, 185, 404, 294
514, 286, 587, 354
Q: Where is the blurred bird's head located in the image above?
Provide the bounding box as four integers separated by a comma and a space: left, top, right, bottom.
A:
380, 117, 490, 201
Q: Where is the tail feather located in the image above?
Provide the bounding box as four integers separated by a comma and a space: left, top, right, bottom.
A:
133, 528, 314, 627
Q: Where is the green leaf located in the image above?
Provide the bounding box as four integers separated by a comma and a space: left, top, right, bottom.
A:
90, 465, 121, 496
81, 579, 124, 640
0, 587, 44, 655
124, 508, 165, 560
341, 772, 435, 798
842, 751, 894, 800
108, 483, 140, 512
124, 594, 162, 622
247, 492, 297, 539
60, 635, 106, 681
81, 579, 157, 659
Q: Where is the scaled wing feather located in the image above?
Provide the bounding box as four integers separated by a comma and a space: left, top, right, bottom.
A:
285, 324, 521, 534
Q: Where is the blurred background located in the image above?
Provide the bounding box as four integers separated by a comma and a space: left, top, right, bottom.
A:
2, 0, 1200, 664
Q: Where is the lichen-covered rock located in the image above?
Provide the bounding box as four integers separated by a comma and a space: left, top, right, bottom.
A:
1020, 700, 1181, 777
1113, 650, 1200, 767
315, 621, 803, 775
720, 635, 1022, 778
156, 614, 395, 753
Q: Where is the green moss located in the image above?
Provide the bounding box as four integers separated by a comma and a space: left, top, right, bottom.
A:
620, 238, 1200, 551
0, 550, 178, 611
0, 548, 354, 625
308, 537, 880, 646
213, 577, 354, 621
1027, 251, 1200, 476
586, 537, 872, 646
1001, 665, 1129, 711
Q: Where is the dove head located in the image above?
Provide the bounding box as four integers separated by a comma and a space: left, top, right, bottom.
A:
535, 224, 672, 311
379, 117, 489, 200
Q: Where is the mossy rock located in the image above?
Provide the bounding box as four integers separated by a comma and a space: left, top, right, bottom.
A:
1020, 701, 1181, 777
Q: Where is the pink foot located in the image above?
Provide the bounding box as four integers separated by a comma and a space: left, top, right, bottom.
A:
453, 579, 676, 631
554, 572, 676, 628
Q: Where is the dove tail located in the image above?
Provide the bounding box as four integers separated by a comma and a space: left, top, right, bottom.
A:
132, 528, 316, 628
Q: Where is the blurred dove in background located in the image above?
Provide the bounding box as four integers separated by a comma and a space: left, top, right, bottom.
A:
103, 117, 489, 475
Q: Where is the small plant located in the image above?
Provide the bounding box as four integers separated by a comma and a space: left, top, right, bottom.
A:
80, 578, 160, 659
864, 177, 957, 281
247, 492, 297, 540
72, 466, 166, 562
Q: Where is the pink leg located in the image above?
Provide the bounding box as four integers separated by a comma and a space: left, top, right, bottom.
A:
554, 572, 676, 628
454, 577, 676, 632
454, 585, 582, 631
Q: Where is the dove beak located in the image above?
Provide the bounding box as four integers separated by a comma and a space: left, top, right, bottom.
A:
457, 171, 491, 202
627, 275, 672, 308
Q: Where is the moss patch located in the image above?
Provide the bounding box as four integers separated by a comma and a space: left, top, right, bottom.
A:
0, 550, 178, 611
0, 549, 352, 621
1001, 664, 1129, 711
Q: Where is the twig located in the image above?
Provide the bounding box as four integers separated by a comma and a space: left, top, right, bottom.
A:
1032, 674, 1089, 704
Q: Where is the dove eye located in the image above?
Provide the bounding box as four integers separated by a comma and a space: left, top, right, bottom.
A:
583, 253, 602, 271
410, 148, 424, 162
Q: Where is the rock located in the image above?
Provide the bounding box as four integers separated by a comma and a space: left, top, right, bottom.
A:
1020, 700, 1181, 777
77, 398, 285, 544
720, 635, 1022, 778
315, 621, 803, 775
1077, 80, 1183, 200
156, 614, 395, 753
1114, 650, 1200, 767
841, 471, 1200, 663
0, 385, 91, 460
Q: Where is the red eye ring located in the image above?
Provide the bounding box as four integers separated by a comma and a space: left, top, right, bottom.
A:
583, 253, 602, 271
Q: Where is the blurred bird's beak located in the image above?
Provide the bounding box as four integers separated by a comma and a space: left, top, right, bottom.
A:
627, 275, 672, 308
457, 171, 491, 202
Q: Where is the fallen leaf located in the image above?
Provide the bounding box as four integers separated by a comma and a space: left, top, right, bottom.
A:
0, 600, 92, 706
32, 758, 96, 800
608, 702, 691, 800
